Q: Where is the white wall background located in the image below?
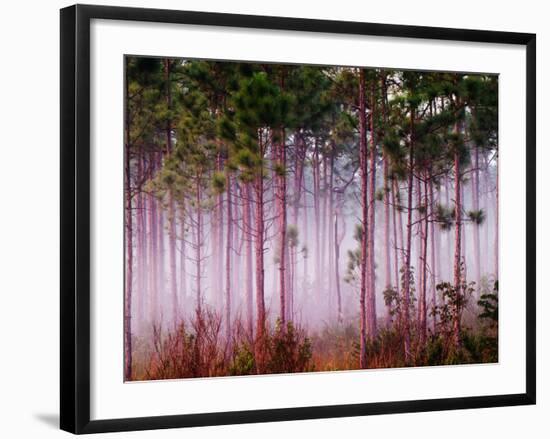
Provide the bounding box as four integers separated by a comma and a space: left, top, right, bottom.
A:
0, 0, 545, 437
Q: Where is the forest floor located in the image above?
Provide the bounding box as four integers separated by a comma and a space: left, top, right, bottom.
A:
129, 308, 497, 381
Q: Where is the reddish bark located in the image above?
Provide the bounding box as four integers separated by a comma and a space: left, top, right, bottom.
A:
225, 174, 233, 336
429, 179, 438, 334
418, 176, 429, 347
243, 183, 254, 336
254, 131, 267, 372
453, 121, 463, 349
124, 67, 133, 380
358, 69, 368, 368
277, 129, 287, 325
164, 59, 179, 326
402, 104, 415, 364
367, 79, 378, 338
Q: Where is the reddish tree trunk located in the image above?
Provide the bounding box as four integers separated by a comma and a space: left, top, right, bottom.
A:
328, 148, 335, 321
453, 122, 463, 349
196, 178, 203, 313
254, 132, 266, 372
179, 206, 187, 304
494, 161, 499, 278
225, 174, 233, 336
429, 179, 437, 335
472, 145, 481, 290
367, 80, 378, 338
157, 153, 166, 323
313, 139, 321, 301
148, 155, 159, 323
383, 157, 392, 326
136, 148, 145, 329
402, 105, 415, 364
334, 202, 344, 323
391, 180, 401, 327
358, 69, 368, 368
243, 183, 254, 336
218, 155, 225, 309
124, 68, 133, 380
164, 59, 178, 326
277, 129, 287, 325
418, 176, 429, 347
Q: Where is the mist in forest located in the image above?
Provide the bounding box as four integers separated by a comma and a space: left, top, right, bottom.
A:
124, 57, 499, 381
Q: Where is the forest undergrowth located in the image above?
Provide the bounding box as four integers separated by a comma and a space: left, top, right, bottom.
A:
130, 280, 498, 380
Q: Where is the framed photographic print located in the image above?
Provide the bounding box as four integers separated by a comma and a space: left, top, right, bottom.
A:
60, 4, 536, 434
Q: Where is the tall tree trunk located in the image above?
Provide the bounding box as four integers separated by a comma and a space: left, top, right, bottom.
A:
494, 157, 499, 278
472, 144, 481, 292
124, 67, 133, 380
136, 148, 145, 330
243, 183, 254, 336
216, 153, 224, 309
313, 139, 321, 302
321, 153, 328, 317
157, 152, 165, 324
225, 174, 233, 336
179, 207, 187, 306
367, 81, 377, 338
418, 176, 429, 347
164, 59, 178, 326
254, 132, 266, 373
148, 155, 159, 323
358, 69, 369, 368
445, 178, 453, 281
328, 147, 335, 322
383, 158, 392, 326
334, 202, 344, 323
429, 178, 437, 335
195, 178, 203, 313
453, 121, 463, 350
402, 104, 415, 364
391, 180, 401, 328
277, 129, 287, 325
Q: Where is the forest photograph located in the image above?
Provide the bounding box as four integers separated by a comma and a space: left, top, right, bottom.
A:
124, 56, 499, 382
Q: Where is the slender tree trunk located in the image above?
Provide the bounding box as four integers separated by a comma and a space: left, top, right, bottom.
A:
243, 183, 254, 336
461, 182, 467, 284
445, 178, 453, 281
277, 129, 287, 325
472, 144, 481, 291
196, 178, 203, 313
419, 176, 429, 347
358, 69, 369, 368
391, 180, 401, 328
334, 203, 344, 323
453, 120, 463, 350
179, 207, 187, 306
383, 158, 392, 326
403, 105, 415, 364
429, 178, 437, 335
136, 148, 145, 330
148, 155, 159, 323
216, 153, 224, 309
232, 181, 240, 313
494, 157, 499, 278
225, 174, 233, 336
157, 153, 166, 323
321, 153, 328, 318
124, 67, 133, 380
368, 81, 377, 338
328, 147, 335, 321
254, 132, 266, 372
313, 139, 321, 301
164, 59, 178, 326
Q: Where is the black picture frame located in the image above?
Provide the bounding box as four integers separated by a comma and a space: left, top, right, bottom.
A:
60, 4, 536, 434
